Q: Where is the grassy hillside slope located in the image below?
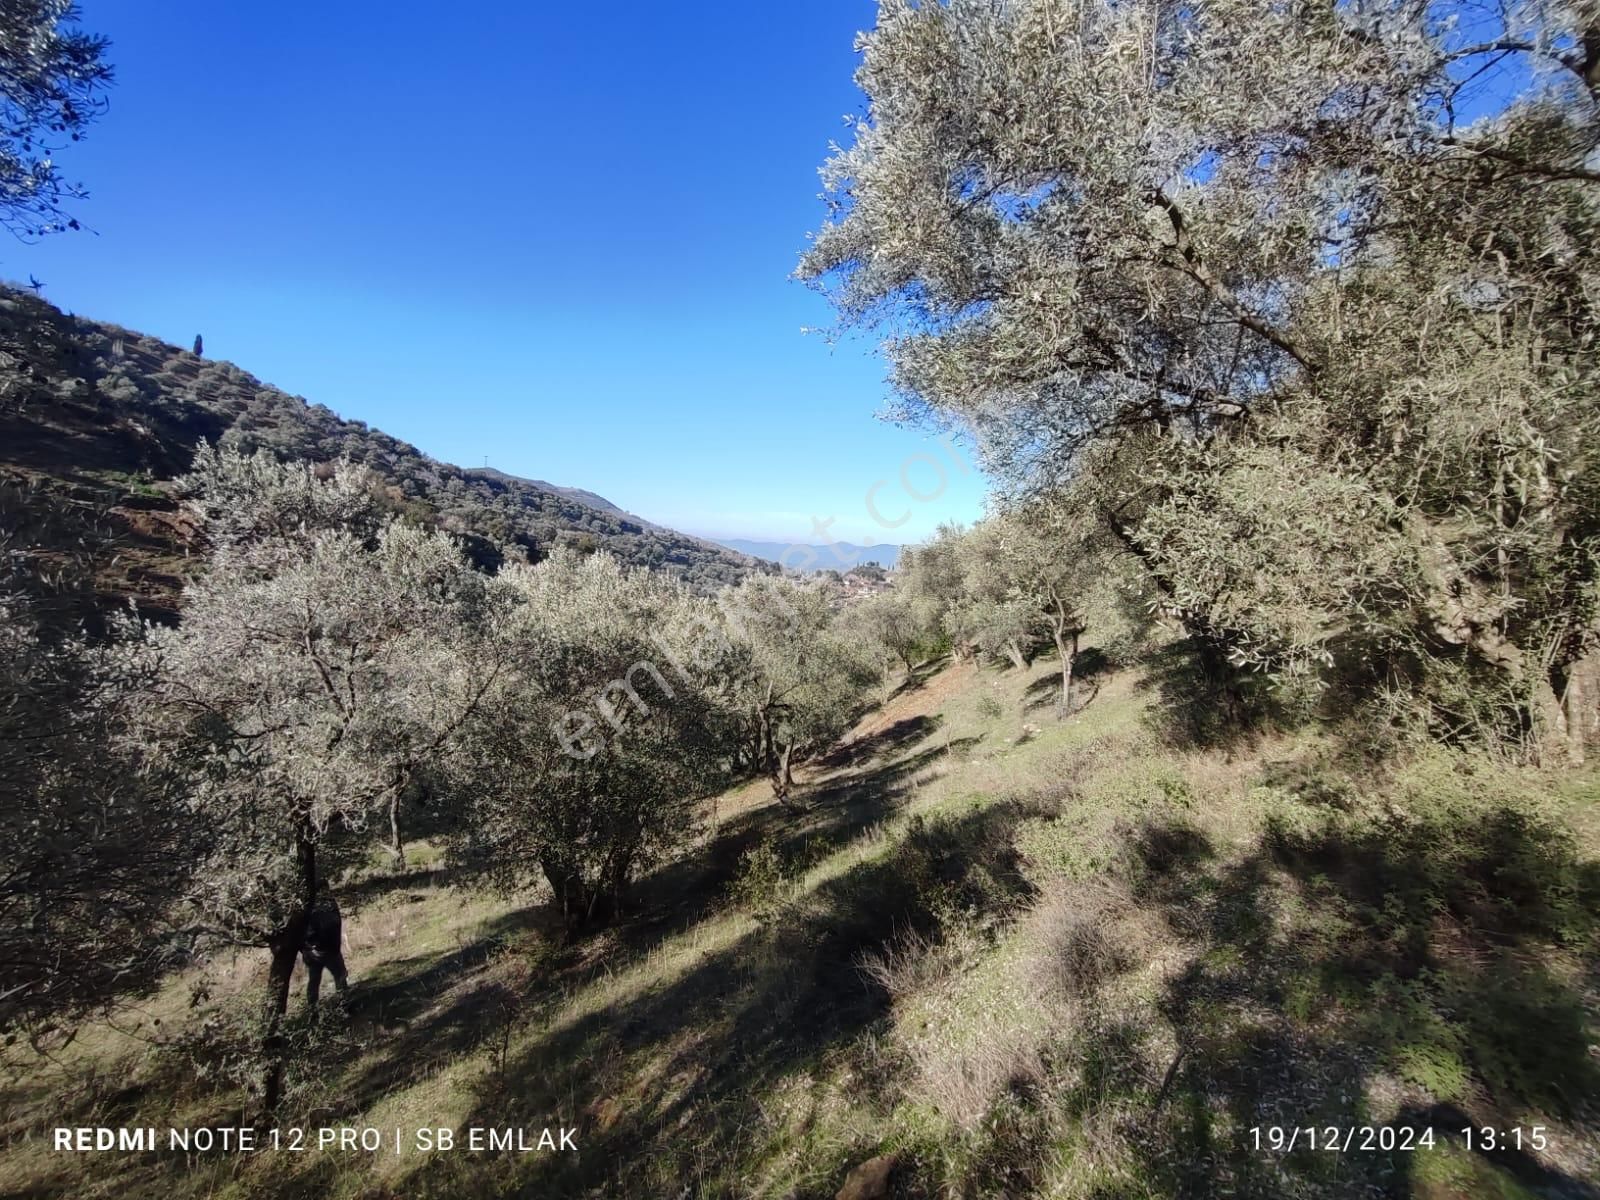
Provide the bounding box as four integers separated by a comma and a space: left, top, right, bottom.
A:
2, 643, 1595, 1199
0, 286, 765, 622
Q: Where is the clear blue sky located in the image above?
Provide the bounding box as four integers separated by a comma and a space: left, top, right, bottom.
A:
6, 2, 987, 545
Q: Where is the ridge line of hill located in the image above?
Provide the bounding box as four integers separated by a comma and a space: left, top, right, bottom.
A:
0, 286, 770, 620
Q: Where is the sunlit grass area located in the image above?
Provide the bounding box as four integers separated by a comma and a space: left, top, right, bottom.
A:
3, 647, 1597, 1199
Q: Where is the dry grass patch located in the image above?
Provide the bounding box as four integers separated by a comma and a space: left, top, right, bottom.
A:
869, 877, 1180, 1133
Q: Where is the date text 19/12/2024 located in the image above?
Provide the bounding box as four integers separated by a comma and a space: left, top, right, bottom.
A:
1251, 1126, 1548, 1153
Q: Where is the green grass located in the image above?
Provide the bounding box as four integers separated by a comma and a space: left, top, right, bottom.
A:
2, 649, 1597, 1199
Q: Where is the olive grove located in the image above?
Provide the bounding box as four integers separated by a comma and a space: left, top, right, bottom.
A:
0, 445, 890, 1109
800, 0, 1600, 759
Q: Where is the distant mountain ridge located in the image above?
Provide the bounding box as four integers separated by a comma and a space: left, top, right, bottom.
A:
714, 538, 901, 571
464, 466, 662, 531
0, 287, 767, 620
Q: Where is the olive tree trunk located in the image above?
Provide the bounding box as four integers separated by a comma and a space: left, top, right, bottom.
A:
387, 792, 406, 868
260, 829, 316, 1117
1052, 625, 1080, 715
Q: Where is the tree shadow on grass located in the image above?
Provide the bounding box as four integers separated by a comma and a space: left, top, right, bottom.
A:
1022, 647, 1112, 716
619, 734, 967, 958
883, 656, 950, 702
1106, 800, 1598, 1198
1135, 636, 1283, 752
337, 861, 456, 910
761, 738, 983, 869
817, 714, 945, 772
606, 710, 966, 960
375, 800, 1045, 1200
908, 787, 1600, 1199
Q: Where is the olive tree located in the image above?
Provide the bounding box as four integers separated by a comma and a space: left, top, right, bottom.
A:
947, 520, 1040, 673
720, 575, 882, 804
896, 524, 971, 659
891, 503, 1129, 711
801, 0, 1600, 759
983, 502, 1128, 711
0, 0, 112, 240
132, 513, 499, 1112
176, 446, 446, 859
842, 585, 933, 673
0, 594, 192, 1040
452, 549, 732, 930
178, 443, 383, 557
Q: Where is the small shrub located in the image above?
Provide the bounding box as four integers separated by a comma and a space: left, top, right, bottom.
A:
1081, 756, 1194, 817
890, 809, 1032, 935
1254, 758, 1356, 809
1395, 1042, 1471, 1103
855, 926, 945, 1000
729, 838, 795, 924
1026, 884, 1132, 999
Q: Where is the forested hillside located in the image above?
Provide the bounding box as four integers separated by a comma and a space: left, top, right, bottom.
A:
0, 286, 765, 620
